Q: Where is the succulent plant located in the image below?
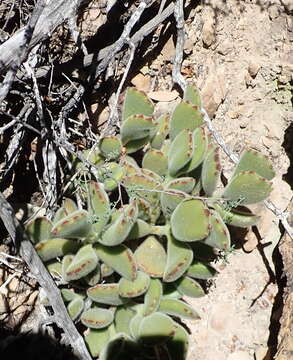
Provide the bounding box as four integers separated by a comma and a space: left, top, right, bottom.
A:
26, 85, 275, 359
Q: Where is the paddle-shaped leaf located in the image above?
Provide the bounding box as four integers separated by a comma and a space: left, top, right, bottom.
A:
121, 115, 155, 145
138, 312, 175, 344
142, 149, 168, 176
65, 244, 98, 281
122, 88, 154, 122
170, 102, 203, 140
184, 127, 208, 173
175, 276, 205, 298
100, 201, 138, 246
87, 283, 124, 306
84, 328, 110, 358
135, 236, 167, 277
168, 129, 193, 177
94, 243, 137, 281
151, 113, 170, 149
231, 149, 275, 180
119, 270, 150, 298
163, 232, 193, 282
159, 298, 200, 320
171, 199, 210, 241
81, 308, 114, 329
67, 297, 84, 321
204, 210, 230, 250
183, 84, 201, 107
143, 278, 163, 316
187, 260, 218, 280
201, 144, 221, 196
35, 238, 80, 262
213, 203, 260, 228
99, 136, 122, 160
223, 171, 273, 205
114, 306, 136, 335
87, 181, 110, 236
50, 210, 92, 239
26, 217, 52, 244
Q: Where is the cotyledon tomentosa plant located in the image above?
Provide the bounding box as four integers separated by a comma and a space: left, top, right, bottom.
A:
26, 85, 275, 359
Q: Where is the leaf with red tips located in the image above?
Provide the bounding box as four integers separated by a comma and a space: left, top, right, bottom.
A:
170, 101, 203, 140
122, 87, 154, 122
121, 114, 155, 145
81, 308, 114, 329
223, 171, 273, 205
87, 181, 110, 237
201, 145, 221, 196
35, 238, 80, 262
204, 210, 231, 250
87, 283, 125, 306
231, 149, 275, 180
50, 210, 92, 239
163, 231, 193, 282
171, 199, 210, 242
65, 244, 98, 281
94, 243, 137, 281
99, 201, 138, 246
168, 129, 194, 177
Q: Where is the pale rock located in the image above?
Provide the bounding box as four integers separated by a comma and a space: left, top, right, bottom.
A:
254, 345, 269, 360
282, 0, 293, 12
184, 38, 195, 55
217, 39, 233, 55
131, 73, 151, 92
0, 294, 8, 314
201, 66, 227, 118
161, 36, 175, 61
248, 62, 261, 78
227, 111, 240, 119
227, 351, 252, 360
209, 303, 235, 333
243, 231, 258, 253
268, 5, 280, 20
202, 19, 216, 47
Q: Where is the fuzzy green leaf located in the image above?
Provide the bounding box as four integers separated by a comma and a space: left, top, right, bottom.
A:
201, 145, 221, 196
135, 236, 167, 278
168, 129, 194, 177
159, 298, 200, 320
50, 210, 92, 239
170, 102, 203, 140
35, 238, 80, 262
171, 199, 210, 241
175, 276, 205, 298
26, 217, 52, 244
163, 232, 193, 282
119, 271, 150, 298
223, 171, 273, 205
143, 278, 163, 316
87, 283, 125, 306
122, 88, 154, 122
81, 308, 114, 329
94, 243, 137, 281
65, 244, 99, 281
204, 210, 231, 250
232, 149, 275, 180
